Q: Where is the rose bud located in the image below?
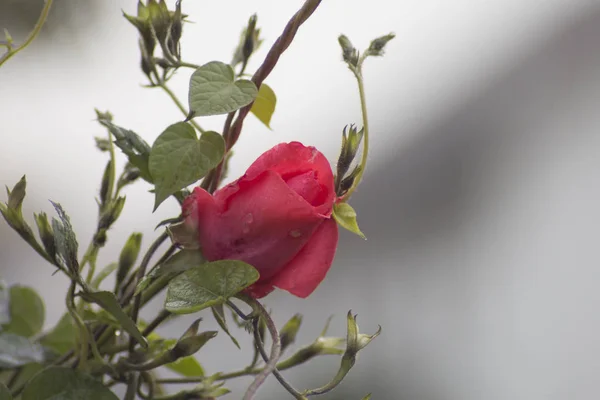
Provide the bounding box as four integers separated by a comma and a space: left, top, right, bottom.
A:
182, 142, 339, 299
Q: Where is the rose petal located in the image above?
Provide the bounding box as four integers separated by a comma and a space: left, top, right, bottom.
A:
195, 170, 325, 282
269, 218, 339, 298
242, 142, 335, 216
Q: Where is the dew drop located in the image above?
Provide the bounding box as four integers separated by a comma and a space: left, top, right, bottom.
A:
242, 213, 253, 234
289, 230, 302, 238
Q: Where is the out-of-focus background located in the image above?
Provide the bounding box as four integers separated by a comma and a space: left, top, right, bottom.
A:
2, 0, 600, 399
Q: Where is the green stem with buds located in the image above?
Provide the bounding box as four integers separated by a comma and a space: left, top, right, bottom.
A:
0, 0, 53, 68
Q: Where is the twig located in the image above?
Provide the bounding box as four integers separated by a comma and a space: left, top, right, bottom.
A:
0, 0, 53, 67
128, 231, 169, 352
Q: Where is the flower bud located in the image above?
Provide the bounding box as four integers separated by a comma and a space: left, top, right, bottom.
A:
117, 233, 143, 284
366, 33, 395, 57
97, 196, 126, 231
279, 314, 302, 353
1, 177, 37, 244
166, 0, 184, 60
338, 34, 359, 67
7, 175, 26, 211
276, 316, 345, 371
303, 312, 381, 397
99, 159, 114, 206
94, 137, 111, 152
34, 212, 56, 261
117, 163, 142, 192
231, 14, 263, 70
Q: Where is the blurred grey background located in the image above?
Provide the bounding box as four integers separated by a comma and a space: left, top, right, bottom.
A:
2, 0, 600, 399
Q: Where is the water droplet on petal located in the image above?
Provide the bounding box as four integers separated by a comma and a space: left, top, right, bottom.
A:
242, 213, 253, 234
289, 230, 302, 238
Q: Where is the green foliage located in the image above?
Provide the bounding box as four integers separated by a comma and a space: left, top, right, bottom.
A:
165, 260, 259, 314
78, 291, 148, 348
188, 61, 258, 118
39, 313, 76, 355
0, 382, 12, 399
149, 122, 225, 210
333, 202, 366, 239
1, 286, 44, 338
21, 367, 118, 400
250, 83, 277, 129
0, 1, 389, 399
0, 333, 45, 368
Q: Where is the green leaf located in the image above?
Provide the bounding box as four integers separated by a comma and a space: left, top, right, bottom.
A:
97, 117, 153, 183
0, 382, 12, 400
333, 202, 366, 239
2, 286, 44, 338
188, 61, 258, 118
165, 260, 260, 314
21, 367, 118, 400
250, 83, 277, 129
50, 202, 79, 272
211, 304, 240, 349
0, 281, 10, 327
0, 333, 45, 368
78, 291, 148, 348
39, 313, 76, 355
149, 123, 225, 210
361, 395, 372, 400
91, 262, 117, 289
136, 250, 205, 296
165, 356, 205, 377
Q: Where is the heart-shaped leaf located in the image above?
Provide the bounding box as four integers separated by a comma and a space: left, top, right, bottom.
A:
2, 286, 45, 338
188, 61, 258, 118
0, 333, 45, 368
165, 260, 259, 314
250, 83, 277, 129
149, 122, 225, 210
136, 250, 205, 296
22, 367, 118, 400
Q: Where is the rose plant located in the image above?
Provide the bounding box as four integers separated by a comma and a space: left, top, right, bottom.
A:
0, 1, 393, 399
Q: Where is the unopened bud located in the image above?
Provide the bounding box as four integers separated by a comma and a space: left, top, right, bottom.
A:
117, 233, 142, 284
7, 175, 26, 212
345, 310, 381, 358
231, 14, 263, 70
166, 0, 184, 60
117, 163, 141, 191
99, 160, 115, 206
280, 314, 302, 353
97, 196, 126, 231
338, 34, 359, 67
34, 212, 56, 261
94, 137, 111, 152
366, 33, 395, 57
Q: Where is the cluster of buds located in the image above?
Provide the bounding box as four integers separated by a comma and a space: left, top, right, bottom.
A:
124, 0, 187, 84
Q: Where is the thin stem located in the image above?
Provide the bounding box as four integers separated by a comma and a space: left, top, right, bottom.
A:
157, 81, 205, 133
129, 231, 169, 352
241, 297, 295, 400
0, 0, 53, 67
66, 280, 89, 371
341, 64, 370, 200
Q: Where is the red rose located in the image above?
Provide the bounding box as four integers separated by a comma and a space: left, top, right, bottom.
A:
182, 141, 339, 298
